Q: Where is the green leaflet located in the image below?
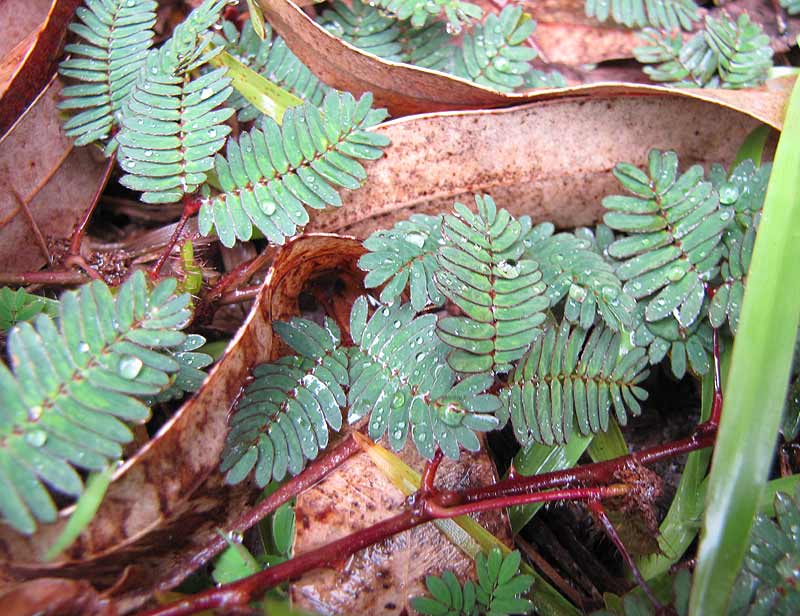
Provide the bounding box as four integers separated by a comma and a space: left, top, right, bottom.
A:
707, 160, 771, 334
359, 214, 446, 311
0, 271, 196, 534
215, 19, 330, 122
585, 0, 698, 30
411, 548, 533, 616
451, 6, 540, 92
198, 91, 390, 248
321, 0, 452, 70
604, 149, 733, 330
781, 0, 800, 14
503, 319, 649, 446
435, 194, 548, 375
523, 223, 635, 331
348, 296, 501, 460
321, 3, 564, 93
631, 303, 713, 378
221, 318, 347, 487
116, 0, 234, 203
58, 0, 157, 147
634, 14, 773, 89
0, 288, 59, 331
366, 0, 483, 30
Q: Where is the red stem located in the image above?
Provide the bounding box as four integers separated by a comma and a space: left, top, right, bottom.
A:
150, 196, 202, 281
171, 434, 361, 580
421, 448, 443, 495
709, 327, 723, 426
142, 421, 718, 616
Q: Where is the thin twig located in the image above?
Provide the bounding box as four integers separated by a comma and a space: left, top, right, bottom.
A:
69, 154, 116, 255
0, 270, 89, 286
12, 188, 51, 264
589, 499, 664, 611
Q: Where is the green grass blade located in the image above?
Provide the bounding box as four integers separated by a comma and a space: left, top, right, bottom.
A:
44, 463, 116, 561
690, 76, 800, 614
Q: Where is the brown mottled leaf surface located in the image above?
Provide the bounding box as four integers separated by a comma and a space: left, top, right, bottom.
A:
308, 91, 777, 238
291, 441, 510, 615
0, 77, 112, 271
1, 578, 115, 616
0, 0, 81, 138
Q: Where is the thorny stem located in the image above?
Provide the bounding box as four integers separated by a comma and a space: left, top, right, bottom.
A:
588, 500, 665, 612
0, 269, 90, 286
143, 421, 720, 616
150, 196, 203, 281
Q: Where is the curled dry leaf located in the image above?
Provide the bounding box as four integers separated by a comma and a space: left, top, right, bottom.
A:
258, 0, 794, 121
0, 0, 81, 138
307, 90, 776, 238
291, 441, 510, 615
0, 235, 365, 613
0, 77, 113, 272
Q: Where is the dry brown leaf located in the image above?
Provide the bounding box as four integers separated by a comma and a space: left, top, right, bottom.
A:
307, 91, 778, 238
0, 77, 112, 272
258, 0, 794, 122
291, 440, 510, 615
523, 0, 642, 65
0, 577, 116, 616
0, 0, 81, 138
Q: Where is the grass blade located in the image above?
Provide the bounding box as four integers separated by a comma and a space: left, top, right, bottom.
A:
690, 75, 800, 614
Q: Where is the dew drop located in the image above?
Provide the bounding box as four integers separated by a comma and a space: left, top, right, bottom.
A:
667, 266, 686, 282
78, 341, 90, 353
417, 433, 427, 442
263, 200, 276, 215
719, 184, 740, 205
405, 232, 426, 248
445, 21, 462, 35
26, 430, 47, 447
28, 406, 43, 421
496, 259, 520, 279
568, 283, 587, 302
392, 392, 405, 408
200, 87, 214, 101
393, 320, 401, 329
393, 429, 403, 440
119, 355, 143, 379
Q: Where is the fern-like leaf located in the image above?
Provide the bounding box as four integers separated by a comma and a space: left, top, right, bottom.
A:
435, 195, 548, 375
727, 485, 800, 615
635, 14, 772, 89
634, 29, 718, 88
0, 271, 195, 534
116, 0, 234, 203
603, 149, 733, 329
704, 13, 773, 88
585, 0, 698, 30
221, 318, 347, 486
412, 548, 533, 616
58, 0, 157, 146
321, 0, 452, 70
523, 223, 635, 331
632, 304, 712, 378
368, 0, 483, 30
198, 91, 390, 247
216, 19, 331, 122
348, 296, 501, 460
781, 0, 800, 15
451, 6, 539, 93
504, 319, 649, 446
0, 288, 59, 331
358, 214, 445, 311
592, 569, 691, 615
